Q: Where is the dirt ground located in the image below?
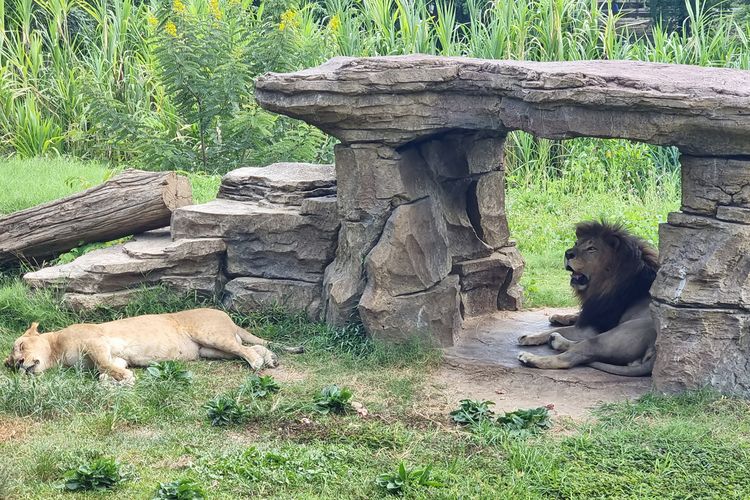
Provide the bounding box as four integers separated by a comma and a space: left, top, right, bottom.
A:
435, 308, 651, 419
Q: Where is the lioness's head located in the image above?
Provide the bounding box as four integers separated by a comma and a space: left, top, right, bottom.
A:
564, 221, 658, 300
4, 323, 52, 375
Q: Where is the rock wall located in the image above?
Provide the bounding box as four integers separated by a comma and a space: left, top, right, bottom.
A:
651, 157, 750, 395
324, 132, 522, 346
24, 163, 340, 320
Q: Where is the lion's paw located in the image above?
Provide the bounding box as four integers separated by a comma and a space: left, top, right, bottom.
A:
549, 332, 570, 351
518, 333, 547, 346
517, 352, 538, 367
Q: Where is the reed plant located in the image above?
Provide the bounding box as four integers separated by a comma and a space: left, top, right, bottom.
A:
0, 0, 746, 184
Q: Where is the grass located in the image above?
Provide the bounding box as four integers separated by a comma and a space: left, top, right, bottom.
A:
2, 157, 745, 498
0, 158, 220, 216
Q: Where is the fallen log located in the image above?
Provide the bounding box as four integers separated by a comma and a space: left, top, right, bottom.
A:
0, 169, 192, 266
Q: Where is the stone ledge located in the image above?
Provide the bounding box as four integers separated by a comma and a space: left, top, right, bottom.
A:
257, 56, 750, 155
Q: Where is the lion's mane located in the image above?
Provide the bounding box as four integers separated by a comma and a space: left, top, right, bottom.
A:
574, 221, 659, 333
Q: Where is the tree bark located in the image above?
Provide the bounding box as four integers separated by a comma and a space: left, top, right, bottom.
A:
0, 169, 192, 266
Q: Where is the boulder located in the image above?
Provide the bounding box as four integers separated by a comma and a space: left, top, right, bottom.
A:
652, 303, 750, 395
681, 156, 750, 215
359, 274, 462, 346
334, 144, 406, 222
454, 252, 510, 317
495, 245, 524, 311
219, 163, 336, 205
651, 212, 750, 309
222, 277, 321, 320
364, 199, 451, 296
473, 172, 509, 248
322, 217, 388, 326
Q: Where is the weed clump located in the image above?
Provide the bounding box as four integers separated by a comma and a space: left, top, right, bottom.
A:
239, 374, 280, 399
313, 385, 353, 415
153, 478, 206, 499
205, 395, 251, 427
61, 457, 127, 492
146, 361, 193, 385
450, 399, 553, 437
375, 462, 444, 495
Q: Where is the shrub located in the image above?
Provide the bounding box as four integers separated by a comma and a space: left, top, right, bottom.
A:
313, 385, 353, 415
61, 457, 126, 491
205, 395, 251, 426
153, 478, 206, 499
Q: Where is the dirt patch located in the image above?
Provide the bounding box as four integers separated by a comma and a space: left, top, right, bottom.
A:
0, 416, 32, 443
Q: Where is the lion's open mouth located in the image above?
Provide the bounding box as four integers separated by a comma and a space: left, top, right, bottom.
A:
566, 265, 589, 288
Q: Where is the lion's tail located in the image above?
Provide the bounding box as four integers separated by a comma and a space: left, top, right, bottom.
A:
588, 356, 654, 377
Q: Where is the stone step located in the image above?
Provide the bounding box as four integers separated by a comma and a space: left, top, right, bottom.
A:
222, 277, 322, 321
219, 163, 336, 206
23, 230, 226, 308
172, 197, 339, 283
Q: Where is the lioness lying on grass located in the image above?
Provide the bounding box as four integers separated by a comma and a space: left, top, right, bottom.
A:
4, 308, 301, 384
517, 221, 658, 377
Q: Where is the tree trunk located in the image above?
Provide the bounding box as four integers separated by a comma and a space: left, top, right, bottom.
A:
0, 169, 193, 266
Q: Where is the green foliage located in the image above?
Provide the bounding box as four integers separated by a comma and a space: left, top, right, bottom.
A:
313, 384, 353, 414
375, 462, 444, 495
496, 406, 553, 435
152, 478, 206, 499
239, 374, 280, 399
205, 394, 251, 426
452, 401, 552, 437
450, 399, 495, 425
61, 457, 127, 491
146, 361, 194, 385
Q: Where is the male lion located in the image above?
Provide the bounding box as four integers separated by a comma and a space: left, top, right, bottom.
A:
4, 308, 301, 384
516, 221, 659, 376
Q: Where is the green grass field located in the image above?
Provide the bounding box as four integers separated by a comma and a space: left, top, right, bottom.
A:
2, 158, 749, 499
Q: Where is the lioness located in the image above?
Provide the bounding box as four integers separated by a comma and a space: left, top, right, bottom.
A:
517, 221, 658, 376
4, 308, 301, 384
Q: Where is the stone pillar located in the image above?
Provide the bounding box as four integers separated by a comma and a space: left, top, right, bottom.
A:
651, 155, 750, 395
324, 131, 524, 346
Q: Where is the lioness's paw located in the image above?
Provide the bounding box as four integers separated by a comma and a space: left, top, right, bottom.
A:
251, 346, 278, 369
98, 370, 136, 387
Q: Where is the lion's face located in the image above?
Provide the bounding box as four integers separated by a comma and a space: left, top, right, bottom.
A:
564, 235, 618, 295
4, 323, 52, 374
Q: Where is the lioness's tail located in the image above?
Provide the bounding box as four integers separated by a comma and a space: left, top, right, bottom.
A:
235, 327, 305, 354
588, 357, 654, 377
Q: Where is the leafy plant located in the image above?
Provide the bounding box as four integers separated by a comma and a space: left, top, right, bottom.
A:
146, 361, 194, 385
239, 374, 280, 398
61, 457, 126, 491
205, 395, 250, 426
153, 478, 206, 499
450, 399, 496, 425
313, 384, 353, 414
496, 406, 553, 435
375, 462, 444, 495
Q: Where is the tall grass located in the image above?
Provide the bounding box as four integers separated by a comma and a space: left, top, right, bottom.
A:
0, 0, 747, 175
